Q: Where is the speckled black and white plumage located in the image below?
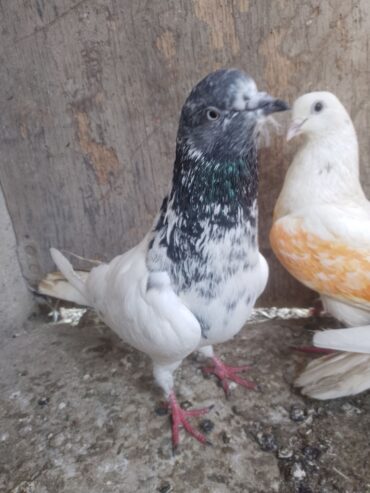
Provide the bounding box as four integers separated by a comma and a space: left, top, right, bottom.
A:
147, 69, 285, 344
48, 69, 288, 446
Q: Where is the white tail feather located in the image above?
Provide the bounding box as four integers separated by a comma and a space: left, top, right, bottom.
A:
314, 326, 370, 353
44, 248, 90, 306
38, 271, 89, 305
296, 352, 370, 399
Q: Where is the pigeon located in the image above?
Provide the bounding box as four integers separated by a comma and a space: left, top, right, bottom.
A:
41, 69, 289, 446
270, 91, 370, 399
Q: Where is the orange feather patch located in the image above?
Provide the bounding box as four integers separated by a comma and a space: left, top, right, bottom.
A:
270, 218, 370, 307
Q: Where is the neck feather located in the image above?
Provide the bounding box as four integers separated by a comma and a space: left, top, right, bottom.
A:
274, 127, 363, 219
167, 144, 258, 226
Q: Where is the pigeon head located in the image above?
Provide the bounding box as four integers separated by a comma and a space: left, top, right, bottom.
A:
287, 92, 353, 141
178, 69, 289, 161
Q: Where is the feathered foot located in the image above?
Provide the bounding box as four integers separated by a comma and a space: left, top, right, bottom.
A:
202, 356, 256, 396
168, 391, 212, 450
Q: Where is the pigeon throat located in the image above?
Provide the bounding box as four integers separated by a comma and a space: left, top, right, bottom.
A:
169, 145, 258, 222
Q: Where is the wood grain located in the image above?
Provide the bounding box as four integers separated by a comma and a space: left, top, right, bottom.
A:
0, 0, 369, 306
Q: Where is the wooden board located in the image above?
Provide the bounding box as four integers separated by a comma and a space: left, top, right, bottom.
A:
1, 0, 369, 306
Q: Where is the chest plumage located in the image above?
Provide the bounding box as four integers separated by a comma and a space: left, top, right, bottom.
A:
147, 147, 267, 344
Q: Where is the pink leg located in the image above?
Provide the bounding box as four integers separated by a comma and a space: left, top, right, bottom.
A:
202, 356, 256, 396
309, 299, 325, 318
291, 345, 334, 355
168, 391, 212, 450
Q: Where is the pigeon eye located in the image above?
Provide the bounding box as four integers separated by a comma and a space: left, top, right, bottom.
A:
313, 101, 323, 113
206, 108, 221, 121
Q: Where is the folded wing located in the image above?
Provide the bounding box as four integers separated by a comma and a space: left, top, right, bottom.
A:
47, 241, 202, 367
270, 204, 370, 309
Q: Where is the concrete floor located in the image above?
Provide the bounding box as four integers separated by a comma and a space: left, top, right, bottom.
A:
1, 310, 370, 493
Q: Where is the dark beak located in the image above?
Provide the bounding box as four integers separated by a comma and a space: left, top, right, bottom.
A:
248, 92, 290, 115
262, 98, 290, 114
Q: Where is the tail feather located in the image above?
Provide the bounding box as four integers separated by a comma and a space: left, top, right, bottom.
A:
313, 326, 370, 353
295, 352, 370, 399
38, 271, 89, 305
40, 248, 90, 306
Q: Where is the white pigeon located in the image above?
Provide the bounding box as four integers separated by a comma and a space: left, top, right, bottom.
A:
42, 69, 289, 447
270, 91, 370, 399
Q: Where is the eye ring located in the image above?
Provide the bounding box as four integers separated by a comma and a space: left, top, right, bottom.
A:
313, 101, 324, 113
206, 108, 221, 121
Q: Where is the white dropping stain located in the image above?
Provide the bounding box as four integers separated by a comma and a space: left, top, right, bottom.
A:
97, 456, 129, 475
0, 432, 9, 442
19, 425, 33, 435
292, 462, 306, 481
9, 390, 30, 410
64, 463, 77, 479
267, 406, 290, 424
229, 382, 238, 391
10, 391, 21, 399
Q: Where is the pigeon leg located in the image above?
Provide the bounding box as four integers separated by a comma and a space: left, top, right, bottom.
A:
291, 345, 334, 354
167, 391, 212, 450
309, 299, 325, 318
202, 356, 256, 396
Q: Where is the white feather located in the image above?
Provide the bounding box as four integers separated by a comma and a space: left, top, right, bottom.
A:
50, 248, 88, 303
321, 296, 370, 326
48, 239, 202, 397
313, 326, 370, 353
296, 352, 370, 399
38, 271, 89, 305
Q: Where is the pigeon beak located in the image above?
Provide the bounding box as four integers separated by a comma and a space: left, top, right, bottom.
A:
248, 93, 290, 115
287, 119, 306, 141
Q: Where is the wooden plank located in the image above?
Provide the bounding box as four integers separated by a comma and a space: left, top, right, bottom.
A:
0, 0, 369, 306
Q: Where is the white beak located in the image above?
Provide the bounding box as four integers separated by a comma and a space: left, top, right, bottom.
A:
286, 119, 306, 141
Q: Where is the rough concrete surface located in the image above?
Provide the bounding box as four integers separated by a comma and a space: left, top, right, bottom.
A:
0, 311, 369, 493
0, 187, 33, 337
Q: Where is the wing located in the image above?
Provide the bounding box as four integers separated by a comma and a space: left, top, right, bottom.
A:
270, 204, 370, 309
142, 271, 203, 361
86, 239, 202, 366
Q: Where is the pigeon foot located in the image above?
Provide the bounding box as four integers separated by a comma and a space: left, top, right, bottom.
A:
202, 356, 256, 396
168, 391, 212, 450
